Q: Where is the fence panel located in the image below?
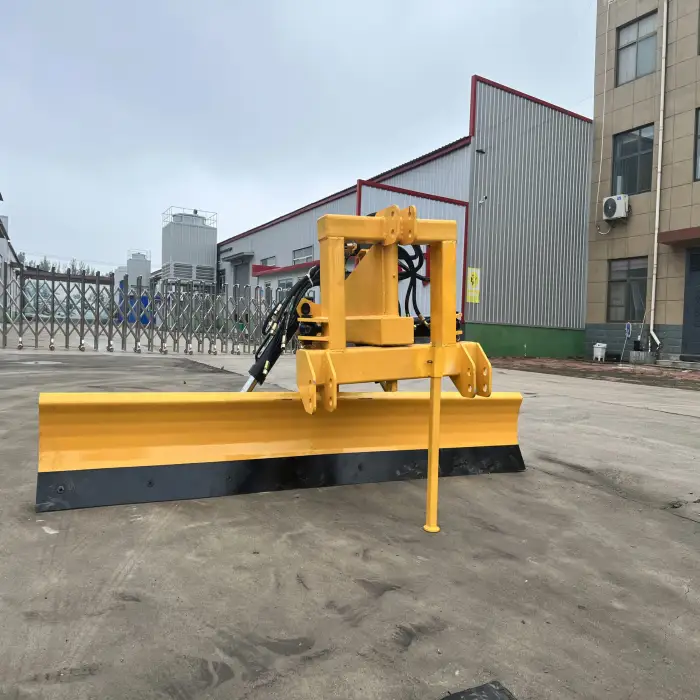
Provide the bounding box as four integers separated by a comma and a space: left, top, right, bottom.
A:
0, 267, 300, 355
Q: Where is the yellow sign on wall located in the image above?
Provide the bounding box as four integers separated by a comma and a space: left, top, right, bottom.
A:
466, 267, 480, 304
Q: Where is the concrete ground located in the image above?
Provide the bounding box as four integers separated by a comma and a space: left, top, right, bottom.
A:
0, 351, 699, 700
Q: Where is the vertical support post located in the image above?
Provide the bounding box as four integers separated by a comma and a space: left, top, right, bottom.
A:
135, 275, 143, 352
121, 275, 128, 351
65, 269, 71, 349
34, 267, 40, 348
107, 273, 115, 351
424, 374, 442, 533
79, 270, 86, 350
49, 267, 56, 350
380, 244, 399, 316
244, 285, 251, 354
188, 281, 195, 354
17, 267, 24, 348
423, 238, 457, 534
174, 280, 181, 353
222, 283, 229, 353
147, 279, 155, 352
1, 261, 7, 349
319, 236, 346, 350
95, 271, 101, 351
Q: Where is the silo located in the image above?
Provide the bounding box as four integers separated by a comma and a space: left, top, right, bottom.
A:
161, 207, 217, 284
126, 250, 151, 284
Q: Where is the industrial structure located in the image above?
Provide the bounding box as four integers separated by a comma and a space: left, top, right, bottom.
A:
0, 214, 20, 319
114, 250, 152, 286
161, 207, 217, 284
587, 0, 700, 360
216, 75, 593, 358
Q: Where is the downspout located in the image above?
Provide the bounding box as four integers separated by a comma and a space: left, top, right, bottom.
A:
649, 0, 669, 350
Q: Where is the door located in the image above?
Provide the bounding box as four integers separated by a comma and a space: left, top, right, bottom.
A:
233, 263, 250, 289
681, 248, 700, 358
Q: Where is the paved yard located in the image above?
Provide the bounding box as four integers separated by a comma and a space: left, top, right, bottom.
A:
0, 351, 698, 699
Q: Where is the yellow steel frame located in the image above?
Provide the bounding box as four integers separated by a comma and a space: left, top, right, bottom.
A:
295, 205, 495, 533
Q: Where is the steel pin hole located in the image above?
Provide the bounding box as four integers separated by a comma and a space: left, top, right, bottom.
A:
56, 485, 65, 494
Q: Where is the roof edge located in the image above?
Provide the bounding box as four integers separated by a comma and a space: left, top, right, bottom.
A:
218, 136, 471, 247
469, 75, 592, 137
219, 75, 590, 249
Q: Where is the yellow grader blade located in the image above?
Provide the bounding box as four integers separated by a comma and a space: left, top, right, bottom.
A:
36, 391, 524, 512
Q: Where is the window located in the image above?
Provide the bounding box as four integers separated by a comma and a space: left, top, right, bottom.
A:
260, 256, 276, 267
278, 278, 293, 292
292, 246, 313, 265
695, 110, 700, 181
607, 257, 647, 322
612, 125, 654, 195
617, 13, 657, 85
216, 268, 226, 292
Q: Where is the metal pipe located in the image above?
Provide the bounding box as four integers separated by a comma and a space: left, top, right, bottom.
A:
241, 375, 257, 392
649, 0, 669, 350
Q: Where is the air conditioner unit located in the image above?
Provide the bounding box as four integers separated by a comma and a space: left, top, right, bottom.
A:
603, 194, 629, 221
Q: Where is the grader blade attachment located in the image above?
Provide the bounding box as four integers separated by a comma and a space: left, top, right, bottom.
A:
36, 391, 524, 512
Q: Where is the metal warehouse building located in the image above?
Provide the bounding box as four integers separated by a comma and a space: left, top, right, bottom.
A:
217, 75, 593, 357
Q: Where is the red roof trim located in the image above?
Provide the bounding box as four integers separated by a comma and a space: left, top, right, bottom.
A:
254, 260, 318, 277
218, 186, 356, 247
469, 75, 592, 136
357, 180, 468, 208
251, 263, 279, 276
219, 75, 590, 248
218, 138, 471, 247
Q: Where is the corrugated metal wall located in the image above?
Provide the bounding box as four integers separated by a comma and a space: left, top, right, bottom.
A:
467, 82, 592, 329
225, 193, 356, 266
378, 146, 470, 201
218, 193, 356, 290
360, 183, 467, 316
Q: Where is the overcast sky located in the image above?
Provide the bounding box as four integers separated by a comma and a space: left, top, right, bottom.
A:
1, 0, 596, 269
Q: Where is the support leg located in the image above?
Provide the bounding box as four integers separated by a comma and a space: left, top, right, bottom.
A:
423, 374, 442, 533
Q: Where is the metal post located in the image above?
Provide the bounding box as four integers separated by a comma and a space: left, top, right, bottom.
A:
34, 267, 40, 349
94, 272, 101, 351
158, 282, 167, 354
106, 273, 115, 352
244, 285, 251, 354
78, 270, 86, 351
17, 267, 24, 349
147, 279, 155, 352
423, 239, 456, 534
134, 276, 142, 353
121, 274, 128, 351
174, 280, 181, 353
1, 262, 7, 349
49, 267, 56, 351
222, 283, 229, 353
187, 282, 194, 354
65, 269, 71, 349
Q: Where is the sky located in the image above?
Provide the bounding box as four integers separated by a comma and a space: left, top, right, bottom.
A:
0, 0, 596, 270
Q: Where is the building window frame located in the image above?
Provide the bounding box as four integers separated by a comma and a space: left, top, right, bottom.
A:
292, 246, 313, 265
260, 256, 276, 267
612, 124, 654, 196
278, 278, 293, 292
616, 12, 658, 86
607, 257, 648, 323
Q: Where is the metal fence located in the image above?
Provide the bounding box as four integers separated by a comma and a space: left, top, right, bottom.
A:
0, 265, 294, 354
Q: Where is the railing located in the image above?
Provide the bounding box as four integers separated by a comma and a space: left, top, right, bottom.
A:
0, 265, 294, 355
